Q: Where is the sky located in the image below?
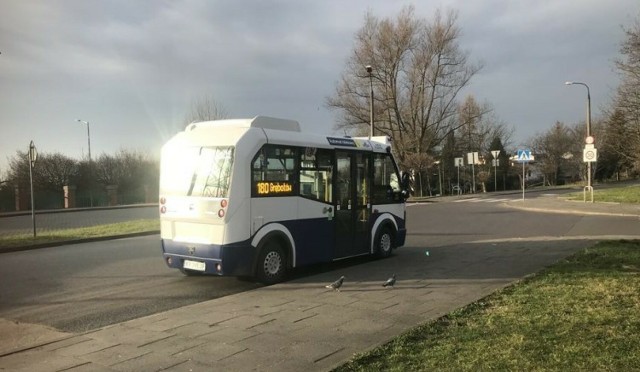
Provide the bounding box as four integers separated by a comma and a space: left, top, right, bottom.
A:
1, 0, 638, 173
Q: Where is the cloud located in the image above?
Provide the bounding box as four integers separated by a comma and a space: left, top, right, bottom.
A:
0, 0, 638, 173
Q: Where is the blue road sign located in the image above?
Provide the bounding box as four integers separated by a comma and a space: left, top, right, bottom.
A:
517, 149, 532, 162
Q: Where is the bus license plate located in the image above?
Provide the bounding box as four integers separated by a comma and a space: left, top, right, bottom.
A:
183, 260, 206, 271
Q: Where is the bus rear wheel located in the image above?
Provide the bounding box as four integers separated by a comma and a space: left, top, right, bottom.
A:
375, 227, 394, 258
256, 242, 287, 284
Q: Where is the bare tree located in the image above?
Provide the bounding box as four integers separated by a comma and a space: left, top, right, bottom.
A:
6, 151, 30, 188
598, 108, 636, 179
94, 153, 122, 186
327, 6, 481, 168
612, 14, 640, 174
529, 122, 582, 185
94, 150, 156, 187
6, 151, 77, 192
0, 165, 8, 186
184, 94, 229, 127
36, 153, 78, 192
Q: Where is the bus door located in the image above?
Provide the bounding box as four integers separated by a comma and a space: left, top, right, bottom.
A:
334, 151, 371, 258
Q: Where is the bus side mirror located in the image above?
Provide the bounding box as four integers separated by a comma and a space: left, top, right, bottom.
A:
400, 172, 411, 200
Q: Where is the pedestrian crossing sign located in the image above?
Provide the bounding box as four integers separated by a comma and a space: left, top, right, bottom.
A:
517, 149, 533, 162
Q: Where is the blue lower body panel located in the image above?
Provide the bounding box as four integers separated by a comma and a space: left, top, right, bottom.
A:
396, 227, 407, 247
161, 215, 405, 277
161, 239, 255, 276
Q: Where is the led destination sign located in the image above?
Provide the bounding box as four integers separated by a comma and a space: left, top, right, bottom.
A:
256, 181, 294, 196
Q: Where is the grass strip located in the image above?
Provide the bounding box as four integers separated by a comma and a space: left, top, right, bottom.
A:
335, 240, 640, 371
0, 219, 159, 249
565, 185, 640, 203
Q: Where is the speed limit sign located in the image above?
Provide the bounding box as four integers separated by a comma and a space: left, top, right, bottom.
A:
583, 147, 597, 162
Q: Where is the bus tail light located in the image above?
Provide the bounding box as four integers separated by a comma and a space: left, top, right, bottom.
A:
160, 196, 167, 214
217, 199, 228, 219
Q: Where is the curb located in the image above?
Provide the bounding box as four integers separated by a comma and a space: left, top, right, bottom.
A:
506, 205, 640, 218
504, 201, 640, 218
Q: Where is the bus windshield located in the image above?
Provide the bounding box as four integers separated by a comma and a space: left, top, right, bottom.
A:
161, 146, 234, 198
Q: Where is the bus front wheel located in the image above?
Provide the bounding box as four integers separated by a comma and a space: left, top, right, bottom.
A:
375, 227, 394, 258
256, 242, 287, 284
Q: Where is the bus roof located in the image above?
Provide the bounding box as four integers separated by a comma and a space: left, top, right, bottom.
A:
186, 116, 300, 132
179, 116, 393, 154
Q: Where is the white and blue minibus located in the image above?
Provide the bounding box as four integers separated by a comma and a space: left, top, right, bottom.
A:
159, 116, 409, 283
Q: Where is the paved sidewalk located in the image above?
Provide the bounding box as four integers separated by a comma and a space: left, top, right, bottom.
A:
1, 197, 638, 371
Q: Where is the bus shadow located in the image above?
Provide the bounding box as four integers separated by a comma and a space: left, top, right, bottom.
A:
286, 255, 376, 282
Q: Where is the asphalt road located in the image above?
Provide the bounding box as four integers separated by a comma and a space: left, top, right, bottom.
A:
0, 236, 262, 332
1, 192, 638, 334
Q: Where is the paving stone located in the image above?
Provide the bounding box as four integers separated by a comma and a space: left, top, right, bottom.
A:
84, 324, 172, 346
51, 337, 120, 357
109, 351, 188, 372
76, 343, 151, 366
0, 348, 84, 372
177, 341, 249, 365
137, 334, 209, 356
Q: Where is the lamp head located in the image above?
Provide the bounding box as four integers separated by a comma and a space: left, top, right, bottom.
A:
366, 65, 372, 73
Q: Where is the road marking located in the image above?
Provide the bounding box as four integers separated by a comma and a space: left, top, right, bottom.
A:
453, 197, 511, 203
408, 197, 513, 205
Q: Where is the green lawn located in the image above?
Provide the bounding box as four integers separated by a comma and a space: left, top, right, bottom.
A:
565, 184, 640, 203
0, 219, 159, 249
335, 240, 640, 371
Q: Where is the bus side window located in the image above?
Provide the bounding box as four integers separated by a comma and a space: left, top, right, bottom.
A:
299, 148, 333, 204
372, 153, 401, 204
251, 145, 298, 196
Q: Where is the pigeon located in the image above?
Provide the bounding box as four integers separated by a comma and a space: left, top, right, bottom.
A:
325, 276, 345, 291
383, 274, 396, 288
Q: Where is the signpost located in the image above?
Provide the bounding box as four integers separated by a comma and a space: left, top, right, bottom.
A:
516, 149, 533, 201
583, 135, 597, 202
454, 157, 463, 194
28, 140, 38, 237
491, 150, 500, 191
466, 152, 479, 193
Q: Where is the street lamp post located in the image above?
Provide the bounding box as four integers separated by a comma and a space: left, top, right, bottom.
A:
76, 119, 93, 207
564, 81, 593, 202
76, 119, 91, 162
366, 65, 374, 139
